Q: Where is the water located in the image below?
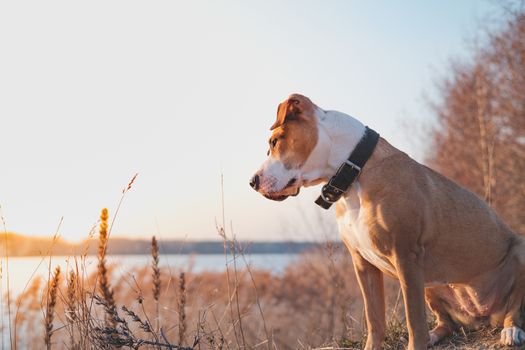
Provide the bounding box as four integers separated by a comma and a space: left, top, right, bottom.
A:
3, 253, 298, 297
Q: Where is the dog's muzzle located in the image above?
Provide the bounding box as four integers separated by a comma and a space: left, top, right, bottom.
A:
250, 175, 300, 201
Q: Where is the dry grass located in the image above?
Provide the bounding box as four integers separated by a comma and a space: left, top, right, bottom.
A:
6, 231, 520, 349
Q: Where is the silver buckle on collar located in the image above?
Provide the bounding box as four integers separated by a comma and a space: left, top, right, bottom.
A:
325, 160, 362, 194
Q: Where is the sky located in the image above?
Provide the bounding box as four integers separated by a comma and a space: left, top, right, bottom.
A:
0, 0, 501, 242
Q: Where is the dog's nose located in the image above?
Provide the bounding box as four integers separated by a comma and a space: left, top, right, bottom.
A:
250, 174, 260, 191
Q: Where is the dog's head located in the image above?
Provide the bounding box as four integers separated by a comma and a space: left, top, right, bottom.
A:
250, 94, 330, 201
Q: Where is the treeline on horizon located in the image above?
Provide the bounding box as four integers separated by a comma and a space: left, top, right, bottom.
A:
0, 232, 323, 256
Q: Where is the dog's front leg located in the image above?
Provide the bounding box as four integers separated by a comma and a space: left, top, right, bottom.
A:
350, 249, 385, 350
394, 252, 429, 350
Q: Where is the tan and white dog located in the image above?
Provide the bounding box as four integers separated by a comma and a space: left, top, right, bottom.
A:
250, 94, 525, 349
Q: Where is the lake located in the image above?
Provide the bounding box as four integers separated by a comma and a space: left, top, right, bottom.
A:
2, 253, 299, 297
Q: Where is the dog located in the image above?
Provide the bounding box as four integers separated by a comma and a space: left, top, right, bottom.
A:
250, 94, 525, 349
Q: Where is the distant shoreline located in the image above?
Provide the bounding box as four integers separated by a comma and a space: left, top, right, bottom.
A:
2, 232, 332, 257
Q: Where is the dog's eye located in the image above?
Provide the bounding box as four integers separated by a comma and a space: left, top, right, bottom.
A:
271, 138, 278, 148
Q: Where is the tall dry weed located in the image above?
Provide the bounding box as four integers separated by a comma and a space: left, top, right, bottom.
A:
44, 266, 60, 349
65, 269, 81, 349
178, 272, 187, 345
97, 207, 117, 326
151, 235, 161, 333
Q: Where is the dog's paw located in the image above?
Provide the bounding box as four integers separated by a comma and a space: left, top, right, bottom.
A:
500, 326, 525, 346
428, 325, 453, 346
428, 330, 441, 346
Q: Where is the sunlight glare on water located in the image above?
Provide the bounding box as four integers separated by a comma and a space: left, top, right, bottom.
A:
2, 253, 297, 297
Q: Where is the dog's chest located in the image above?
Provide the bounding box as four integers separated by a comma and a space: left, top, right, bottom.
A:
337, 185, 395, 275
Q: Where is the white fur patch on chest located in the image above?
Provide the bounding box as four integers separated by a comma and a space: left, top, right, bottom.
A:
337, 184, 395, 275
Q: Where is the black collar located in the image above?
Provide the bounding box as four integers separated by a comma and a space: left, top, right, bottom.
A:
315, 126, 380, 209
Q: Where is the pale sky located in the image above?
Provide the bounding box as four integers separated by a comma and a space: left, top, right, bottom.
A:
0, 1, 499, 242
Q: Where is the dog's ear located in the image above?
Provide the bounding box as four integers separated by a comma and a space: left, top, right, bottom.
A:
270, 94, 314, 130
